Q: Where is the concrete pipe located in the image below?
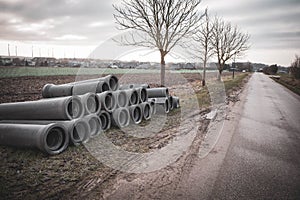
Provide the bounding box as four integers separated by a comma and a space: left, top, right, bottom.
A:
106, 75, 119, 91
97, 91, 117, 113
83, 114, 102, 138
119, 84, 150, 90
171, 96, 180, 109
148, 99, 156, 115
149, 97, 170, 114
42, 81, 110, 98
120, 86, 147, 103
136, 87, 148, 103
42, 83, 73, 98
66, 119, 90, 145
123, 89, 139, 106
139, 102, 152, 120
98, 111, 111, 131
168, 96, 174, 111
128, 105, 143, 124
0, 123, 69, 155
0, 119, 90, 146
112, 90, 128, 108
70, 75, 119, 91
0, 96, 84, 120
146, 87, 169, 98
72, 81, 110, 95
111, 107, 130, 128
79, 93, 101, 115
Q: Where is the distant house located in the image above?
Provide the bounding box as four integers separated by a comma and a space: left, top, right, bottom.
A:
230, 62, 253, 72
184, 62, 195, 70
0, 56, 13, 66
169, 63, 182, 70
32, 57, 57, 67
12, 57, 25, 66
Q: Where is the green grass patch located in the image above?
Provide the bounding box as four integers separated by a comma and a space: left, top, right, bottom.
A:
0, 67, 219, 78
0, 67, 156, 78
271, 74, 300, 96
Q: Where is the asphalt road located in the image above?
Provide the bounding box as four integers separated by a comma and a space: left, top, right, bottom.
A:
106, 73, 300, 200
209, 73, 300, 199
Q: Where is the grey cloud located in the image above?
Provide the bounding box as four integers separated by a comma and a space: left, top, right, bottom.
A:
202, 0, 300, 51
250, 30, 300, 49
0, 0, 114, 22
208, 0, 300, 17
0, 0, 118, 43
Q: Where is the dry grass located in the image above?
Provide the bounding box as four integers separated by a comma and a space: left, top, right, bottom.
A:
271, 74, 300, 96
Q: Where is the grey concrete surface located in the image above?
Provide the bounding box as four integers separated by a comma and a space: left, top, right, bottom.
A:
210, 73, 300, 199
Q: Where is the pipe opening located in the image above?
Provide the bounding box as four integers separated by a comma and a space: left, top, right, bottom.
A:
144, 104, 151, 119
87, 96, 97, 113
102, 82, 110, 92
165, 88, 169, 96
169, 97, 174, 110
165, 100, 170, 113
118, 92, 127, 107
105, 93, 115, 111
109, 76, 118, 91
100, 114, 108, 131
67, 99, 81, 119
46, 127, 64, 151
73, 122, 86, 142
118, 110, 128, 127
140, 88, 147, 102
130, 91, 138, 105
133, 107, 142, 122
88, 117, 100, 136
150, 101, 156, 114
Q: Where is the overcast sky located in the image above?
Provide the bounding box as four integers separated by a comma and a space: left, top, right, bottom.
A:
0, 0, 299, 66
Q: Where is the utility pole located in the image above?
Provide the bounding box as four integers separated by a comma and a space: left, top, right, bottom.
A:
8, 44, 10, 56
232, 54, 236, 79
15, 45, 18, 56
32, 46, 34, 58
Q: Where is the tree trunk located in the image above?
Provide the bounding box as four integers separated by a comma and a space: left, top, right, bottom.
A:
217, 63, 223, 81
202, 59, 207, 86
217, 69, 222, 81
160, 50, 166, 86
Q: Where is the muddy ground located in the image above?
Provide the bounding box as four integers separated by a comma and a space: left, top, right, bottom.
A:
0, 72, 245, 199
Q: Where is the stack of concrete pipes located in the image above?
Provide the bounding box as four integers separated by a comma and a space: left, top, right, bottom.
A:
0, 75, 180, 155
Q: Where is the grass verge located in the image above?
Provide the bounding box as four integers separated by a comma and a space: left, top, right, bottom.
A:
271, 74, 300, 96
195, 73, 250, 108
224, 73, 249, 94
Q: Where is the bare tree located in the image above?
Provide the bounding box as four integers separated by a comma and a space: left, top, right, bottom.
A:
290, 54, 300, 79
211, 17, 250, 80
113, 0, 202, 86
193, 9, 214, 86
